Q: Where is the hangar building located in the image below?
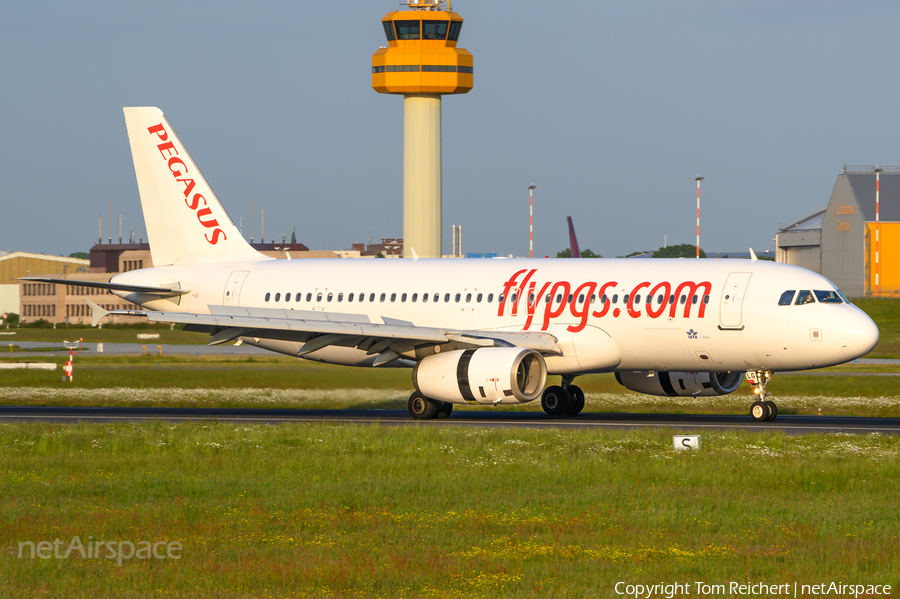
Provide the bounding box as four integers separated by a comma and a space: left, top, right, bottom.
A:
776, 166, 900, 297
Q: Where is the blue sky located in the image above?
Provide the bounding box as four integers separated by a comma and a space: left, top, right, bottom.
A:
2, 1, 897, 258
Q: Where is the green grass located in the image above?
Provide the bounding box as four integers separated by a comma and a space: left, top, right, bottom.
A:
1, 423, 898, 598
854, 298, 900, 358
0, 322, 208, 345
0, 356, 899, 416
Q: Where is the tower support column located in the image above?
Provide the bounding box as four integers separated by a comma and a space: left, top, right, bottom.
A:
403, 94, 442, 259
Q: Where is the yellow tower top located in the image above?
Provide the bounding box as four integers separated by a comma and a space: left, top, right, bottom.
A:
372, 0, 473, 95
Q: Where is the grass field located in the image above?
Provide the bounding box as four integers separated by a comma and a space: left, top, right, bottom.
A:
0, 354, 899, 417
2, 423, 899, 598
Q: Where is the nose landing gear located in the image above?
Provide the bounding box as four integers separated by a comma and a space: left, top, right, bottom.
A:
746, 370, 778, 421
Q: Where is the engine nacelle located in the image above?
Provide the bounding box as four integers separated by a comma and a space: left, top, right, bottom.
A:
413, 347, 547, 405
615, 370, 743, 397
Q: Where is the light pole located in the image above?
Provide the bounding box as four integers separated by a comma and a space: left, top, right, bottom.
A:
694, 175, 705, 258
528, 184, 536, 259
875, 167, 883, 296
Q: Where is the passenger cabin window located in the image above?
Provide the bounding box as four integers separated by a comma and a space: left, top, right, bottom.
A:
814, 290, 843, 304
778, 290, 795, 306
422, 20, 449, 40
390, 293, 396, 302
275, 293, 281, 302
795, 290, 815, 305
265, 293, 271, 302
395, 20, 420, 40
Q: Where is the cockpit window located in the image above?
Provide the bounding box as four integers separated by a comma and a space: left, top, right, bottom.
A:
814, 290, 843, 304
795, 290, 815, 305
778, 290, 795, 306
836, 288, 852, 304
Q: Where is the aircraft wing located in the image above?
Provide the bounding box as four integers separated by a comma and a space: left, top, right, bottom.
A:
20, 277, 190, 297
86, 302, 562, 363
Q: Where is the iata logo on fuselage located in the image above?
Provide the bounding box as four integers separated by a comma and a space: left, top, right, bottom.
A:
499, 269, 712, 333
146, 123, 227, 246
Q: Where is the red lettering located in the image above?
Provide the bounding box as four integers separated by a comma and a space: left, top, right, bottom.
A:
196, 207, 220, 228
168, 157, 188, 178
177, 178, 196, 198
498, 269, 527, 316
567, 281, 597, 332
591, 281, 618, 318
511, 269, 536, 316
157, 141, 178, 160
523, 281, 551, 330
185, 193, 205, 210
645, 282, 671, 318
541, 282, 570, 331
670, 281, 712, 319
147, 123, 168, 141
205, 228, 227, 245
627, 282, 651, 318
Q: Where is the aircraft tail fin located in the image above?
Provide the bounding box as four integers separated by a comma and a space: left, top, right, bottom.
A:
123, 107, 264, 266
566, 216, 581, 258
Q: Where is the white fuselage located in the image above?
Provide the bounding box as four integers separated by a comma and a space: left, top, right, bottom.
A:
111, 257, 879, 374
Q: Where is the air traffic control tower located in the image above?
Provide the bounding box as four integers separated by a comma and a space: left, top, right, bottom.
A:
372, 0, 473, 258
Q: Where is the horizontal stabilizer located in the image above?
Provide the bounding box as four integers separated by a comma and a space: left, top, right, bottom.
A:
19, 277, 190, 297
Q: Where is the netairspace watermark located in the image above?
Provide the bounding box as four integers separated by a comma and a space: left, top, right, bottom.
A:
614, 581, 893, 598
13, 537, 182, 566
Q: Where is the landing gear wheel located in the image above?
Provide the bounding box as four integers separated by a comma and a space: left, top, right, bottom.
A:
764, 400, 778, 421
541, 385, 569, 416
750, 400, 771, 422
566, 385, 585, 415
435, 402, 453, 419
408, 392, 437, 420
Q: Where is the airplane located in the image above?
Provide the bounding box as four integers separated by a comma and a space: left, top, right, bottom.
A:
23, 107, 880, 421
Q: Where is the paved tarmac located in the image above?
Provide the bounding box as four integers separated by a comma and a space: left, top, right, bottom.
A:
1, 406, 897, 434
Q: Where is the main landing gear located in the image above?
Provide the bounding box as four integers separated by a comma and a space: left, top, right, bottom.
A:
746, 369, 778, 422
541, 375, 585, 416
407, 391, 453, 420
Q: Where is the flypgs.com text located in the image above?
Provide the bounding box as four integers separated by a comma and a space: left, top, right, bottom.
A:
498, 268, 712, 332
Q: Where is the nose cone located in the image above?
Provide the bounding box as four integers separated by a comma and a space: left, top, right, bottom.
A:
841, 308, 879, 360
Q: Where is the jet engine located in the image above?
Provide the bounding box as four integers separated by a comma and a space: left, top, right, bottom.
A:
615, 370, 743, 397
413, 347, 547, 405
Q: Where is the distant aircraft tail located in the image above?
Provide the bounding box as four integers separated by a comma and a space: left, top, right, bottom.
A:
123, 107, 264, 266
566, 216, 581, 258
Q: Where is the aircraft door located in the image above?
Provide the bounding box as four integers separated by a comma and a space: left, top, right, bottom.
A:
223, 271, 250, 306
719, 272, 751, 329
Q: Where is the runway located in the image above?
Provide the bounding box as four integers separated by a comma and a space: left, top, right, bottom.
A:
1, 406, 898, 434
